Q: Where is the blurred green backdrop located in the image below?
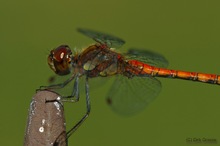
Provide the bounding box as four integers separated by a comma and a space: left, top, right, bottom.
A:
1, 0, 220, 146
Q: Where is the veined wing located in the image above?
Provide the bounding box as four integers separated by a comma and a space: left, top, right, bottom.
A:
125, 48, 169, 68
77, 28, 125, 48
106, 75, 161, 116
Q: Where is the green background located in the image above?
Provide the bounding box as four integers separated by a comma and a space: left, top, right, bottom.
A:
1, 0, 220, 146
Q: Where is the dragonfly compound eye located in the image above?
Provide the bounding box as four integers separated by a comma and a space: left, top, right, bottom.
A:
47, 45, 73, 76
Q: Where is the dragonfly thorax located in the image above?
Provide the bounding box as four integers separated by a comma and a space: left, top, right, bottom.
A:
77, 44, 123, 77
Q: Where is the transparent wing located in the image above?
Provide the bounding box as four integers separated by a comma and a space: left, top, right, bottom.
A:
125, 48, 169, 68
106, 75, 161, 116
77, 28, 125, 48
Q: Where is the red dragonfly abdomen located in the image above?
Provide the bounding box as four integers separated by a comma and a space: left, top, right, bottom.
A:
128, 60, 220, 85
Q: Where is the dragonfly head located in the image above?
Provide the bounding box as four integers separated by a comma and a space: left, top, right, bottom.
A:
48, 45, 73, 75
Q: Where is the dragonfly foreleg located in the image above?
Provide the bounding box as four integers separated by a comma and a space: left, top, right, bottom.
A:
38, 74, 76, 91
66, 76, 91, 137
61, 74, 80, 101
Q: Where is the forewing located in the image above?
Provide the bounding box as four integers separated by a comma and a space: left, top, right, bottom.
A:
77, 28, 125, 48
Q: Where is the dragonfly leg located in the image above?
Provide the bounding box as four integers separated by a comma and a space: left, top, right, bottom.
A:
37, 74, 76, 91
61, 74, 80, 100
66, 76, 91, 138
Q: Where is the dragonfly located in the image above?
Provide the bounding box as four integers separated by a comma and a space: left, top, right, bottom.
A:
41, 28, 220, 138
